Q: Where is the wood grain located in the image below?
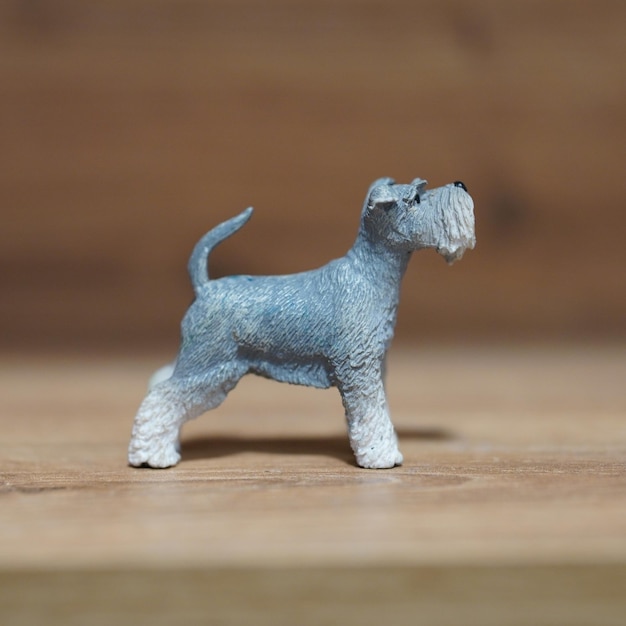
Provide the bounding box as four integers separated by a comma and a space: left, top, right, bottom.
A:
1, 0, 625, 349
1, 346, 625, 623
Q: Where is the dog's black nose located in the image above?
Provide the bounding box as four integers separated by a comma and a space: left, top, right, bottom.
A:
453, 181, 468, 192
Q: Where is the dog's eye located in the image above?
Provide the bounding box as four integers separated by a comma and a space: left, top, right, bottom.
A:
454, 181, 468, 192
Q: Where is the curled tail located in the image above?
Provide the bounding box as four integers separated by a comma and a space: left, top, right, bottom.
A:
188, 206, 253, 297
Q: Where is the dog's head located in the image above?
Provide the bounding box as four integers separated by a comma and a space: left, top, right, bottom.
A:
362, 178, 475, 263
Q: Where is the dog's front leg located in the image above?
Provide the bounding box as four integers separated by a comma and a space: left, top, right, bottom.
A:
337, 366, 403, 469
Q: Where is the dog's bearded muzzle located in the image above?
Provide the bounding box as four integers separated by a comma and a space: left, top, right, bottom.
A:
433, 185, 476, 265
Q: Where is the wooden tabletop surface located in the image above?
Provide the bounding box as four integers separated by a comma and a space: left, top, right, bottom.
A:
1, 345, 625, 624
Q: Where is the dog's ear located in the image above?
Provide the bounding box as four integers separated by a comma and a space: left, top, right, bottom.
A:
362, 178, 395, 214
367, 184, 397, 212
411, 178, 428, 192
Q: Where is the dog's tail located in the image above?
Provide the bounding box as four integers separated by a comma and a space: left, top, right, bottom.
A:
188, 207, 254, 296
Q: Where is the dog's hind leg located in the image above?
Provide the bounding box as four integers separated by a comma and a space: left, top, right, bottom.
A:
128, 364, 246, 468
336, 363, 403, 469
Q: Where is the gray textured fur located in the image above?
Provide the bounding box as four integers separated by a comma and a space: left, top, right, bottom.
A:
129, 178, 475, 469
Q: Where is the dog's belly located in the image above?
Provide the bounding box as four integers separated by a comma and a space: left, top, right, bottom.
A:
245, 355, 333, 389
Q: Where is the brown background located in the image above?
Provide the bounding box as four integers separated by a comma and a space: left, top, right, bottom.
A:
2, 4, 626, 619
2, 0, 625, 352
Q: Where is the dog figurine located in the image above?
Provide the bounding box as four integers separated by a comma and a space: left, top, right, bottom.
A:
129, 177, 475, 469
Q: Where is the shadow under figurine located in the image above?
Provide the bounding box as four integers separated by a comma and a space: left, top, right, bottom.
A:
129, 177, 475, 469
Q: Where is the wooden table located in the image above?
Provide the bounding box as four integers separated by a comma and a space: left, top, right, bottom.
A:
1, 346, 625, 625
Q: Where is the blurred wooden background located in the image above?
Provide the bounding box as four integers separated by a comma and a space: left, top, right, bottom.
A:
1, 0, 625, 352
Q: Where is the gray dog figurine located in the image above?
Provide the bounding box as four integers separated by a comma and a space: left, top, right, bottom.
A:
129, 177, 475, 469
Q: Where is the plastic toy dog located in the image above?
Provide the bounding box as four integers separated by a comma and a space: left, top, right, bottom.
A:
129, 177, 475, 469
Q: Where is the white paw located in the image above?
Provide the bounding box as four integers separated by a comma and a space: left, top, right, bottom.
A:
356, 447, 403, 469
128, 442, 181, 469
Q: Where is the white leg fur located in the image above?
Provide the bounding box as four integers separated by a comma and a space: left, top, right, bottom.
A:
128, 381, 187, 468
339, 372, 403, 469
